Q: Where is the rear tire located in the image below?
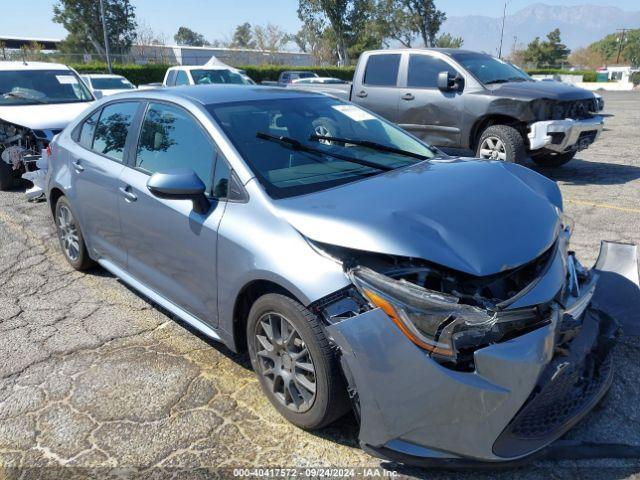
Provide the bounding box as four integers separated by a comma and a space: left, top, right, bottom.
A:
0, 160, 19, 191
247, 293, 350, 430
476, 125, 527, 164
54, 196, 95, 271
531, 150, 576, 167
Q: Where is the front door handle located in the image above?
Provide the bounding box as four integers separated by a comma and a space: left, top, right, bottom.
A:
119, 186, 137, 202
401, 93, 415, 101
356, 90, 368, 98
72, 159, 84, 172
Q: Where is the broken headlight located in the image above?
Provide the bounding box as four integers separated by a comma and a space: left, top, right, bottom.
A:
349, 266, 540, 363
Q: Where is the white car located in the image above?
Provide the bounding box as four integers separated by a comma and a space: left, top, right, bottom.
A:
291, 77, 348, 85
0, 61, 95, 192
80, 74, 136, 97
163, 65, 254, 87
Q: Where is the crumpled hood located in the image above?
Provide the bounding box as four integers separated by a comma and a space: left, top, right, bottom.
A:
0, 101, 94, 130
487, 80, 596, 101
275, 159, 562, 277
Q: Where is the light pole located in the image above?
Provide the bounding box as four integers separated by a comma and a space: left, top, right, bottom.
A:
498, 1, 510, 59
99, 0, 113, 73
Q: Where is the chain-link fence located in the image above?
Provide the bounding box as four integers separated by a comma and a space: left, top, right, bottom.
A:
0, 45, 317, 68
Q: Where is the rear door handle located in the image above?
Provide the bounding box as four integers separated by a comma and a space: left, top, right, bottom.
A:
356, 90, 368, 98
401, 93, 415, 101
72, 159, 84, 172
119, 186, 137, 202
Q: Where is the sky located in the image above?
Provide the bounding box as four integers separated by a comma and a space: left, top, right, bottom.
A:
3, 0, 640, 42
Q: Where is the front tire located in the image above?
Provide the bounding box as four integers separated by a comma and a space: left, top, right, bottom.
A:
531, 150, 576, 167
247, 293, 350, 430
54, 196, 95, 271
476, 125, 527, 164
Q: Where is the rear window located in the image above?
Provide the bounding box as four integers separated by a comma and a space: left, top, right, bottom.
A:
90, 77, 134, 90
92, 102, 139, 162
363, 54, 401, 87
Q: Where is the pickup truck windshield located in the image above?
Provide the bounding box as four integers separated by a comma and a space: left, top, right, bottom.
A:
207, 96, 436, 199
0, 70, 93, 106
191, 69, 251, 85
450, 52, 532, 85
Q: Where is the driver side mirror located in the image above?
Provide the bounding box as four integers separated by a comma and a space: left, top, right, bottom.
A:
93, 90, 104, 100
437, 71, 462, 92
147, 169, 210, 214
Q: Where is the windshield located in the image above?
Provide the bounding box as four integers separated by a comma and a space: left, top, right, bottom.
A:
450, 52, 532, 85
90, 77, 135, 90
207, 96, 436, 199
0, 69, 93, 105
191, 69, 251, 85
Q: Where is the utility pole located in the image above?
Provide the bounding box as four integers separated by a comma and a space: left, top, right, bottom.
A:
498, 1, 509, 58
616, 28, 629, 64
99, 0, 113, 73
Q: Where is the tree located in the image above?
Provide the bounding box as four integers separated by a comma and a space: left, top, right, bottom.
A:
174, 26, 210, 47
292, 27, 336, 64
434, 32, 463, 48
253, 23, 290, 52
298, 0, 374, 65
374, 0, 446, 48
568, 46, 606, 69
231, 22, 256, 49
523, 28, 570, 67
53, 0, 137, 55
590, 29, 640, 67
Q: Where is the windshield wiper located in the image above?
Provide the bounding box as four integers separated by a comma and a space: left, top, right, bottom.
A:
256, 132, 394, 172
309, 134, 430, 161
1, 92, 46, 104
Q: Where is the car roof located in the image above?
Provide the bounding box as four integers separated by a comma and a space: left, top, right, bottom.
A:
83, 73, 127, 78
0, 61, 72, 71
366, 48, 481, 56
112, 84, 325, 106
169, 65, 232, 71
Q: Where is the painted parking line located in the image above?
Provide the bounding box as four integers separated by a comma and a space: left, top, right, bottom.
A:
567, 199, 640, 214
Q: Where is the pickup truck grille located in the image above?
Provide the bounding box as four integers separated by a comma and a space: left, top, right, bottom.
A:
551, 99, 598, 120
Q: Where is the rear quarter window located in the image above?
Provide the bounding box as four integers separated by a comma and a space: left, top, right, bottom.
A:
363, 54, 401, 87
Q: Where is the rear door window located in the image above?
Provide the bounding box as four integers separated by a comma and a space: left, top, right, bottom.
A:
408, 55, 458, 88
363, 54, 401, 86
92, 102, 139, 162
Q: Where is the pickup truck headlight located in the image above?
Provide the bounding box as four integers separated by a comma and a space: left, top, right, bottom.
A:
349, 266, 499, 360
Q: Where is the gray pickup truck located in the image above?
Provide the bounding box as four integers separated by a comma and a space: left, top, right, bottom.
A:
295, 49, 604, 166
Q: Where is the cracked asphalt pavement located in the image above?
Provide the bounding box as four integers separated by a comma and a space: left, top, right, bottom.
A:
1, 91, 639, 479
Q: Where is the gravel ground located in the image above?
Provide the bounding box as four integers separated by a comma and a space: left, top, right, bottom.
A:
0, 91, 639, 480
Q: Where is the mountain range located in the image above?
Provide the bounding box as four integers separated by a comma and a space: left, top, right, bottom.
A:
442, 3, 640, 55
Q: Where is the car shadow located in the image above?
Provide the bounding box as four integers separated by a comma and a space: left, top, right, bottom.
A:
528, 157, 640, 186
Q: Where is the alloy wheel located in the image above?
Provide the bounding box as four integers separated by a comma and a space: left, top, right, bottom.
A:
479, 136, 507, 160
254, 312, 317, 413
57, 205, 81, 262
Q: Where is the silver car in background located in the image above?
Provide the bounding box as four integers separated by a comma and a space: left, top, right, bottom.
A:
45, 85, 639, 466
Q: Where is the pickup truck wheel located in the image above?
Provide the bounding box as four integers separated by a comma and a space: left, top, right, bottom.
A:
54, 196, 95, 271
531, 150, 576, 167
477, 125, 526, 164
247, 293, 350, 430
0, 160, 19, 191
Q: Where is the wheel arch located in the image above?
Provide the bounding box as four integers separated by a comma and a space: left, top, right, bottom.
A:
231, 279, 303, 353
49, 187, 65, 217
470, 114, 528, 151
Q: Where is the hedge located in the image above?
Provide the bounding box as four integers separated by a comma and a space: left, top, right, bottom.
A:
70, 63, 172, 85
525, 69, 597, 82
71, 62, 598, 85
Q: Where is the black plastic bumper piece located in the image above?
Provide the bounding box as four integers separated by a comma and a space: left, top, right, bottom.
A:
492, 307, 617, 458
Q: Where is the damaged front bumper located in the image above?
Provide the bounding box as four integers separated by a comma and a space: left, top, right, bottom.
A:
326, 241, 640, 466
528, 116, 604, 153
